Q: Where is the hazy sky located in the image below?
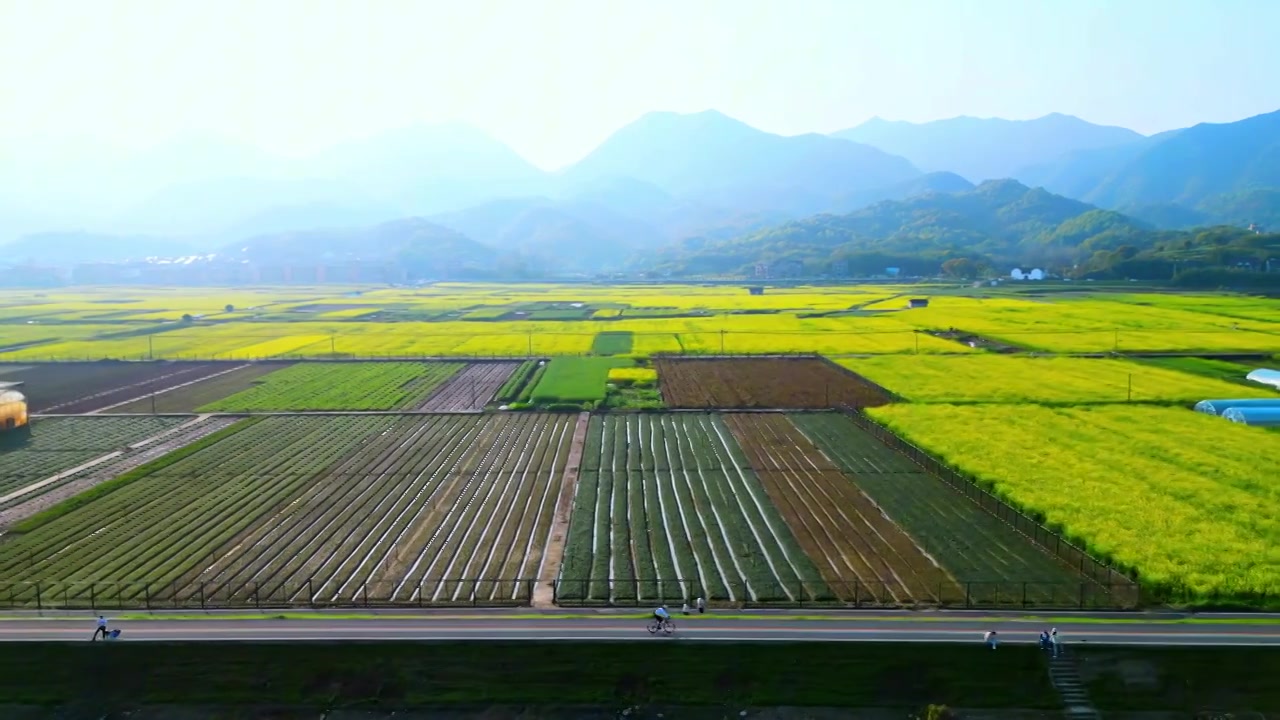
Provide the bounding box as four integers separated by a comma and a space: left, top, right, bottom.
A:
3, 0, 1278, 170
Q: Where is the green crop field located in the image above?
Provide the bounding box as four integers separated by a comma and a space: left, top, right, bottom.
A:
0, 414, 575, 606
0, 416, 189, 498
198, 361, 462, 411
528, 357, 629, 405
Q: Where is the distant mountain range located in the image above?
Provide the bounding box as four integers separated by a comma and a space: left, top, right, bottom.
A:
833, 113, 1143, 183
3, 106, 1279, 280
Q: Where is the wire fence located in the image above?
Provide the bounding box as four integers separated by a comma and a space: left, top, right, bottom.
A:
553, 578, 1141, 610
0, 579, 540, 611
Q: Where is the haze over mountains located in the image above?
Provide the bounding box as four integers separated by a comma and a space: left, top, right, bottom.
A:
2, 106, 1278, 279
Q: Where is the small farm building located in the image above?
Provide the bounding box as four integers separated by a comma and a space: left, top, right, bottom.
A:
747, 286, 764, 295
0, 382, 28, 432
907, 298, 930, 309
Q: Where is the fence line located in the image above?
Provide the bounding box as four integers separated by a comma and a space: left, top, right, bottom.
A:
0, 579, 540, 611
0, 578, 1147, 611
839, 407, 1139, 594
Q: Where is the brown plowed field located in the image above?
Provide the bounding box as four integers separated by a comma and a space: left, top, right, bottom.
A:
656, 358, 893, 409
723, 413, 959, 604
417, 362, 520, 412
4, 361, 239, 413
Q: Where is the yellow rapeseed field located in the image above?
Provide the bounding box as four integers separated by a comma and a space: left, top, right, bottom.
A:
868, 404, 1280, 597
872, 295, 1280, 352
607, 367, 657, 384
840, 355, 1279, 403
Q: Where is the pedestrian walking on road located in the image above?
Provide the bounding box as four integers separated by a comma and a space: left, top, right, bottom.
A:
681, 602, 690, 615
696, 596, 706, 614
1039, 630, 1050, 651
91, 615, 109, 642
1050, 628, 1060, 657
984, 630, 998, 650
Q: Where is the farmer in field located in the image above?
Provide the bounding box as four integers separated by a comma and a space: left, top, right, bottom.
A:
92, 615, 109, 641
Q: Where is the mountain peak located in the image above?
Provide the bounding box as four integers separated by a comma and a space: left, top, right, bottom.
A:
832, 113, 1143, 182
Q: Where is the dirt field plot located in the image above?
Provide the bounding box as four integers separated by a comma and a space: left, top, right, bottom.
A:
112, 363, 290, 413
0, 416, 189, 499
557, 413, 825, 604
417, 362, 520, 411
0, 414, 576, 606
724, 413, 957, 604
656, 358, 893, 409
2, 361, 234, 413
791, 413, 1085, 602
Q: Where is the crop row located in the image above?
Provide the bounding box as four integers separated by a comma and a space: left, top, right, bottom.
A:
417, 362, 519, 411
0, 414, 576, 605
199, 362, 463, 411
187, 413, 574, 604
494, 360, 539, 403
0, 416, 391, 602
557, 413, 824, 603
722, 414, 956, 604
0, 416, 188, 498
789, 413, 1084, 601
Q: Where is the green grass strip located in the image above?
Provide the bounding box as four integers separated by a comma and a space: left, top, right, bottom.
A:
8, 417, 261, 534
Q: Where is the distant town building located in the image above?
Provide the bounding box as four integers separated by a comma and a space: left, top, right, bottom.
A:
907, 298, 930, 309
885, 267, 901, 278
747, 286, 765, 296
1009, 268, 1045, 281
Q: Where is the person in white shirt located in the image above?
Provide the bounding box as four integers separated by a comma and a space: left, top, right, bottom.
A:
696, 596, 706, 614
92, 615, 109, 641
983, 630, 998, 649
1050, 628, 1060, 657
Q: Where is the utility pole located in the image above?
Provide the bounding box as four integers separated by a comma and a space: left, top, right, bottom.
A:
914, 331, 919, 354
1127, 373, 1132, 402
330, 335, 336, 354
527, 333, 533, 357
151, 392, 157, 415
1113, 329, 1119, 353
148, 335, 154, 360
719, 329, 726, 355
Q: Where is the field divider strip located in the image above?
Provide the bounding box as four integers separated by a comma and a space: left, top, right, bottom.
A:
533, 412, 588, 608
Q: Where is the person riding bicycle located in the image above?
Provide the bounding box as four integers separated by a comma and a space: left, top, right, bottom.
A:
652, 606, 671, 625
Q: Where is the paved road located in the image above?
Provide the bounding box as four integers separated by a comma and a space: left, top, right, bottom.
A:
2, 614, 1279, 645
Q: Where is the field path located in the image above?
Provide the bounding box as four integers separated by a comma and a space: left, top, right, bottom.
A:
532, 411, 590, 608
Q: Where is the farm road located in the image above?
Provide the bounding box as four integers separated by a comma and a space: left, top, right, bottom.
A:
2, 611, 1278, 645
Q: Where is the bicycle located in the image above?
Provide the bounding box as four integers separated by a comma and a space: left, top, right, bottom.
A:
647, 618, 676, 635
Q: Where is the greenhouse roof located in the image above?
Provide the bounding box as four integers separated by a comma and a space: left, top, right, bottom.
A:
1246, 368, 1280, 390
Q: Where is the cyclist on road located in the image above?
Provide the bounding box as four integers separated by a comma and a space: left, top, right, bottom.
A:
652, 606, 671, 626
